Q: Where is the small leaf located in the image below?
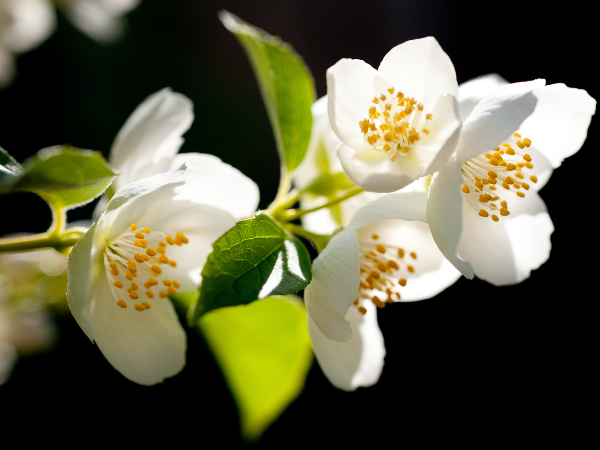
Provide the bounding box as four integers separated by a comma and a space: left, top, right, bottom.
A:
12, 145, 117, 210
220, 11, 315, 173
0, 147, 23, 191
198, 296, 313, 441
190, 214, 312, 323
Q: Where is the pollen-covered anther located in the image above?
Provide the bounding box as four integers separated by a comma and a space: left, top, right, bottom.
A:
135, 231, 145, 239
129, 291, 139, 300
141, 301, 151, 310
134, 304, 145, 312
159, 291, 167, 299
114, 280, 124, 289
151, 265, 162, 275
117, 300, 127, 309
162, 279, 172, 286
158, 255, 169, 264
146, 248, 156, 257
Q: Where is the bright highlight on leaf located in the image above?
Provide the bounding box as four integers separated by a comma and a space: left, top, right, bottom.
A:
219, 10, 315, 174
0, 147, 23, 191
199, 296, 313, 441
10, 145, 117, 210
190, 214, 312, 323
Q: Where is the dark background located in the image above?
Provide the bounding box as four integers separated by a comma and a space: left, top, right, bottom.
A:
0, 0, 595, 445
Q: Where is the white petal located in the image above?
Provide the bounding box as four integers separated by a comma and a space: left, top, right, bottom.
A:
518, 84, 596, 168
90, 275, 186, 385
308, 302, 385, 391
338, 143, 421, 193
327, 59, 378, 153
349, 192, 428, 229
427, 160, 474, 278
67, 222, 99, 341
416, 93, 462, 176
358, 220, 461, 301
110, 88, 193, 190
456, 79, 545, 164
304, 228, 360, 342
168, 155, 259, 220
458, 74, 508, 121
377, 37, 458, 110
457, 192, 553, 285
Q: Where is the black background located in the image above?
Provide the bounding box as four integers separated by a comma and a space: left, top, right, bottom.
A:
0, 0, 595, 446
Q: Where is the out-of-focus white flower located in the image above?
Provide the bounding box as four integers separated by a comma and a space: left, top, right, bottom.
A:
304, 193, 460, 390
0, 248, 66, 385
0, 0, 56, 87
58, 0, 141, 43
68, 160, 259, 385
427, 75, 596, 285
326, 37, 461, 193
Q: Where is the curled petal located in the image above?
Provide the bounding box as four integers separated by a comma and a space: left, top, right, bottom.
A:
458, 74, 508, 121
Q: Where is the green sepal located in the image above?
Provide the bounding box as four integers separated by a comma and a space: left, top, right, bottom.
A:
11, 145, 117, 210
220, 11, 315, 174
189, 214, 312, 323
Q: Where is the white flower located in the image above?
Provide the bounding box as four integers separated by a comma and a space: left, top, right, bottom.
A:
109, 87, 196, 192
67, 160, 259, 385
427, 75, 596, 285
327, 37, 462, 193
58, 0, 140, 43
0, 248, 65, 385
304, 193, 460, 390
0, 0, 56, 87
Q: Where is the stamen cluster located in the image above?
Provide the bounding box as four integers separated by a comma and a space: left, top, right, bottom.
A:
358, 87, 433, 162
354, 233, 417, 315
105, 223, 190, 312
461, 134, 538, 221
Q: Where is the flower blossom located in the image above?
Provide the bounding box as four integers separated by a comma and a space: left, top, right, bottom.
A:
304, 193, 460, 390
326, 37, 462, 193
68, 160, 259, 385
427, 75, 596, 285
0, 0, 55, 87
0, 248, 65, 385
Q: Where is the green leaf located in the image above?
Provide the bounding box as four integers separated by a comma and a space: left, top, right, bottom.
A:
190, 214, 312, 323
0, 147, 23, 191
198, 296, 313, 441
220, 11, 315, 173
12, 145, 117, 210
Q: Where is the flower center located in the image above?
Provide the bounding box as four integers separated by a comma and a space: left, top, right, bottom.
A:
353, 233, 418, 315
359, 87, 433, 162
461, 133, 537, 221
104, 223, 189, 312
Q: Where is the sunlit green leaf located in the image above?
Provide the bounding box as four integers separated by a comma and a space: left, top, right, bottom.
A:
199, 296, 313, 441
220, 11, 315, 173
12, 145, 117, 210
0, 147, 23, 191
189, 214, 312, 323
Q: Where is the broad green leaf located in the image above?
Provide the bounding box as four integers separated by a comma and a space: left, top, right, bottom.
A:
190, 214, 312, 323
220, 11, 315, 173
12, 146, 117, 210
0, 147, 23, 191
199, 296, 313, 441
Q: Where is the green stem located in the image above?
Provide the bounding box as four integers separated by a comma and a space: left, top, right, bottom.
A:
284, 223, 331, 253
0, 227, 85, 254
266, 168, 292, 215
48, 204, 66, 238
277, 186, 364, 222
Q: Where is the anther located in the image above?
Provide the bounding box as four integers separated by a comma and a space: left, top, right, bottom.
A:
135, 231, 145, 239
151, 265, 162, 275
517, 192, 525, 198
173, 280, 180, 288
398, 249, 404, 258
114, 281, 124, 289
370, 271, 381, 279
530, 175, 538, 183
407, 266, 414, 273
399, 279, 407, 287
146, 290, 154, 299
130, 282, 138, 291
372, 234, 379, 240
377, 262, 388, 272
117, 300, 127, 309
146, 248, 157, 257
111, 268, 119, 276
141, 301, 151, 310
410, 252, 417, 259
147, 278, 158, 286
479, 209, 489, 217
143, 227, 151, 234
166, 236, 174, 245
134, 304, 145, 312
376, 244, 386, 254
462, 185, 470, 194
500, 208, 510, 216
162, 279, 172, 287
167, 286, 177, 295
159, 291, 167, 299
358, 306, 367, 315
176, 232, 189, 244
131, 223, 137, 231
169, 261, 177, 267
159, 255, 169, 264
129, 291, 139, 300
134, 253, 145, 264
125, 272, 133, 281
387, 260, 399, 270
109, 261, 117, 269
492, 215, 499, 222
174, 238, 183, 246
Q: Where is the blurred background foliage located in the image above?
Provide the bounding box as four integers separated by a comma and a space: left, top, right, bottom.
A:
0, 0, 596, 445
